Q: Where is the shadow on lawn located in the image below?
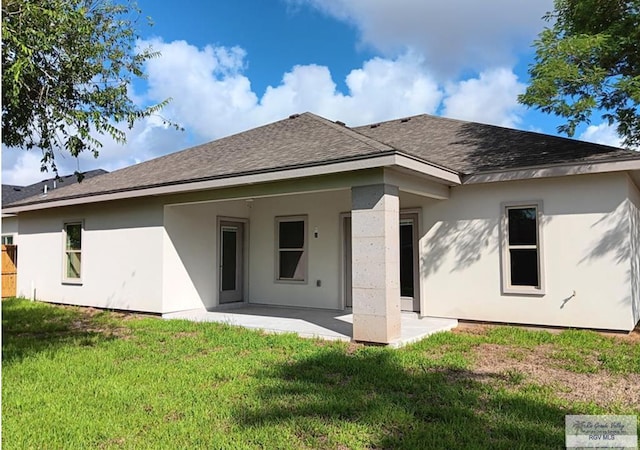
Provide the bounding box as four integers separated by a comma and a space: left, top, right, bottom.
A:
2, 298, 118, 365
237, 349, 569, 449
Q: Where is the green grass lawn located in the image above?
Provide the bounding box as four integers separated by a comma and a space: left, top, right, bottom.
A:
2, 298, 639, 449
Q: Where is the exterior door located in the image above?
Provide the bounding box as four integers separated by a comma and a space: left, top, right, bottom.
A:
400, 214, 420, 312
343, 216, 352, 308
219, 222, 244, 304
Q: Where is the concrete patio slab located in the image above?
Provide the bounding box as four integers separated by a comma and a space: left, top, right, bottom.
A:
163, 304, 457, 348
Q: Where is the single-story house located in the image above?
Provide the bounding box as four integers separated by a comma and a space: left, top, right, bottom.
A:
3, 112, 640, 344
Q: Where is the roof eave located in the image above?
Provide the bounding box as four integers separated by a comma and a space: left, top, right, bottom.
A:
3, 152, 461, 214
462, 158, 640, 184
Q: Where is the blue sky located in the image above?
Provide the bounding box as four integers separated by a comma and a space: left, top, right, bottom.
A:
2, 0, 626, 185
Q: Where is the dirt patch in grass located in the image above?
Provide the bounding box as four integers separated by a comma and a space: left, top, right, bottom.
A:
453, 322, 496, 336
163, 411, 185, 422
99, 437, 126, 449
69, 316, 133, 339
599, 323, 640, 343
345, 342, 363, 355
456, 320, 640, 342
55, 305, 141, 340
467, 343, 640, 408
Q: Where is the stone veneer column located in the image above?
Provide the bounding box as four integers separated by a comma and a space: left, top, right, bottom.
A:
351, 184, 401, 344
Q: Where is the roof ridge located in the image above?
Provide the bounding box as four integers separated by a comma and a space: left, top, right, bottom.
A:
299, 112, 396, 153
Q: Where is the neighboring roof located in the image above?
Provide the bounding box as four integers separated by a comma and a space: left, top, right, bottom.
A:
354, 114, 639, 174
2, 184, 25, 206
2, 169, 108, 206
4, 112, 640, 210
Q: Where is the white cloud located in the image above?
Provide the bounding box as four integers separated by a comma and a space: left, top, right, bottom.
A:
578, 123, 624, 148
288, 0, 552, 76
1, 150, 46, 186
3, 39, 529, 185
141, 39, 259, 139
141, 39, 444, 133
442, 68, 526, 128
1, 116, 188, 186
254, 53, 443, 126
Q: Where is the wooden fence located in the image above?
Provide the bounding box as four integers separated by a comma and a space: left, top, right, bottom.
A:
2, 244, 17, 298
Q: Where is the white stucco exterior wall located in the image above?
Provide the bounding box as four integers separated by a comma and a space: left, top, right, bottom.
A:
162, 200, 250, 313
1, 215, 19, 241
163, 190, 351, 312
10, 169, 638, 331
249, 190, 351, 310
419, 172, 637, 331
628, 177, 640, 326
16, 199, 164, 312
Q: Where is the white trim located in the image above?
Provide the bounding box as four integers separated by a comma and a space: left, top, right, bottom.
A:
383, 168, 450, 199
339, 207, 422, 312
500, 201, 545, 296
399, 209, 421, 313
1, 234, 16, 245
3, 153, 461, 214
274, 215, 308, 284
464, 159, 640, 184
338, 212, 352, 310
216, 216, 250, 306
5, 151, 637, 213
392, 153, 461, 185
62, 220, 84, 285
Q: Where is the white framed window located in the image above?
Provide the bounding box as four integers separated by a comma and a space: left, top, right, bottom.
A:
1, 235, 14, 245
63, 222, 83, 283
501, 202, 544, 295
275, 216, 307, 283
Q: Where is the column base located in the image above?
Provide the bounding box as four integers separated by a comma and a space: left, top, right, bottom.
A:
353, 313, 401, 344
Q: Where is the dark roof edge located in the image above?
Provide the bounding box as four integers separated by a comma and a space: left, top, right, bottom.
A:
6, 150, 402, 208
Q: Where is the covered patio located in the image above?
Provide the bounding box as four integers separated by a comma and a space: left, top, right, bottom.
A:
163, 304, 458, 348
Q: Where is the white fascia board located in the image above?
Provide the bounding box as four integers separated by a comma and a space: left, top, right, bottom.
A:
464, 158, 640, 184
3, 152, 462, 214
392, 153, 461, 186
4, 155, 395, 213
383, 169, 450, 200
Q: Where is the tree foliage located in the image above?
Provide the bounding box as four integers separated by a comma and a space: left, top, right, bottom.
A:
519, 0, 640, 148
2, 0, 172, 176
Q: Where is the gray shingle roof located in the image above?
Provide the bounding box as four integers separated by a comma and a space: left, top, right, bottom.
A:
354, 114, 639, 174
7, 113, 393, 205
5, 112, 639, 208
2, 185, 24, 206
2, 169, 108, 206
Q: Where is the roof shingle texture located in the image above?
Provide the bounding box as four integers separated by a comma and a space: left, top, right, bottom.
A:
10, 113, 393, 205
2, 169, 108, 206
354, 115, 639, 174
5, 112, 640, 207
